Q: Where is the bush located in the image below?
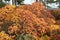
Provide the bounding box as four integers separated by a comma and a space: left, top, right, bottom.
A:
0, 31, 13, 40
56, 20, 60, 25
39, 35, 50, 40
0, 2, 6, 8
49, 25, 60, 35
0, 2, 56, 40
17, 34, 36, 40
51, 34, 60, 40
50, 10, 60, 20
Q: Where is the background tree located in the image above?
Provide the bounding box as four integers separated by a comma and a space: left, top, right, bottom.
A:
0, 0, 6, 8
36, 0, 47, 6
17, 0, 24, 4
47, 0, 58, 3
43, 0, 60, 8
57, 0, 60, 8
0, 0, 2, 3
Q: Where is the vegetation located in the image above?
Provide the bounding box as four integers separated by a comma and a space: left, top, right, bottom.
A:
0, 2, 60, 40
50, 9, 60, 20
17, 0, 24, 4
0, 2, 6, 8
17, 34, 36, 40
47, 0, 58, 3
0, 31, 13, 40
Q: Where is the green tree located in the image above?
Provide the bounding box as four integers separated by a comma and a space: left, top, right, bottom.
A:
47, 0, 58, 3
17, 0, 24, 4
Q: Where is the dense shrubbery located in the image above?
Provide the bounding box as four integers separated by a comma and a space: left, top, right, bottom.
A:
0, 31, 13, 40
0, 2, 60, 40
56, 20, 60, 25
50, 10, 60, 20
49, 9, 60, 25
17, 34, 36, 40
39, 35, 50, 40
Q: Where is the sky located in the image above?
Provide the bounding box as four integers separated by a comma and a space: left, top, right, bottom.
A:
23, 0, 36, 4
24, 0, 59, 8
2, 0, 59, 8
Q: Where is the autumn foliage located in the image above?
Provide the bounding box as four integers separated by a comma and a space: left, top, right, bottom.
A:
50, 9, 60, 20
0, 31, 13, 40
0, 2, 59, 40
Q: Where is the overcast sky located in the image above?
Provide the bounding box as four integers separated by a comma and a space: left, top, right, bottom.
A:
23, 0, 36, 4
2, 0, 59, 8
24, 0, 58, 8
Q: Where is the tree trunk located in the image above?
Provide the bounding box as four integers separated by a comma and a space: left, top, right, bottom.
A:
12, 0, 16, 5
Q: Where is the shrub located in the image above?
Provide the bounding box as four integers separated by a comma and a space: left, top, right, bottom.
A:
0, 31, 13, 40
51, 34, 60, 40
56, 20, 60, 25
48, 25, 60, 35
0, 2, 55, 39
17, 34, 36, 40
50, 10, 60, 20
39, 35, 50, 40
0, 2, 6, 8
